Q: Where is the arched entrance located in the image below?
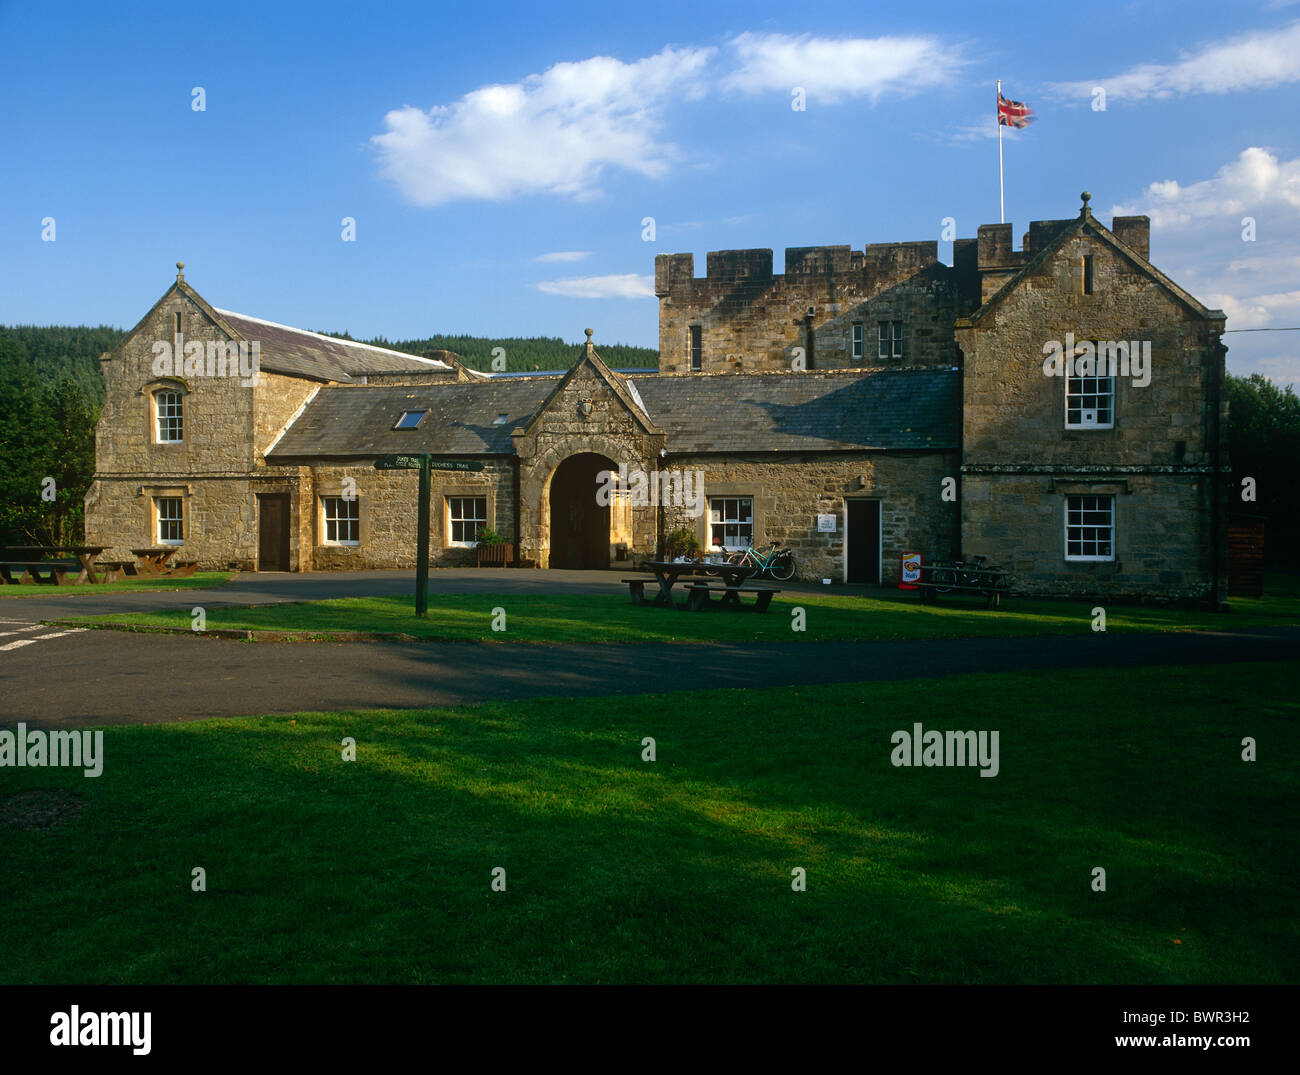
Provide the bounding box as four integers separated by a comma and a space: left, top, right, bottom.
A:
548, 452, 613, 569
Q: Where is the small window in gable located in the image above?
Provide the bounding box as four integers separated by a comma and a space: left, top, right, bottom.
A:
394, 410, 428, 430
1082, 255, 1095, 295
155, 389, 183, 443
493, 413, 508, 425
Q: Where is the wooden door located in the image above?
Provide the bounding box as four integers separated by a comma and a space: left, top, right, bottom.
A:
257, 494, 291, 571
846, 500, 880, 583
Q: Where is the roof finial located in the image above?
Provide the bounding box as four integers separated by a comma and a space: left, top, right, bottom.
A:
176, 261, 185, 281
1080, 191, 1092, 218
584, 327, 594, 355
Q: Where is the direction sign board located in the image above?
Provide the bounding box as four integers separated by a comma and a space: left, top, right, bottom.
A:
374, 455, 484, 472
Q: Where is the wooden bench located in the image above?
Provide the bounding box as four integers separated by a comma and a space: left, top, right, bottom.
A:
685, 581, 781, 612
0, 559, 80, 585
623, 575, 710, 605
168, 560, 199, 577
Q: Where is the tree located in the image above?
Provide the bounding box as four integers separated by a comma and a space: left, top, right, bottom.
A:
1225, 372, 1300, 565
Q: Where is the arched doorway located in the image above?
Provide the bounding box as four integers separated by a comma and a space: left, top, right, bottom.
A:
548, 452, 613, 569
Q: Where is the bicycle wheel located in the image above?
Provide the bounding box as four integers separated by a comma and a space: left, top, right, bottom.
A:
931, 567, 957, 593
769, 551, 796, 581
726, 551, 748, 567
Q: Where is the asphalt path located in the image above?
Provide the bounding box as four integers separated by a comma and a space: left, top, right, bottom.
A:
1, 611, 1297, 726
0, 568, 672, 623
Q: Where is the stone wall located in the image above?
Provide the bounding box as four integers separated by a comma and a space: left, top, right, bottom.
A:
955, 212, 1228, 599
88, 285, 276, 566
512, 354, 665, 567
659, 452, 960, 582
655, 242, 963, 374
960, 470, 1219, 599
303, 460, 514, 571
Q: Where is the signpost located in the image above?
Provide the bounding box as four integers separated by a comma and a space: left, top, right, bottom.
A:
373, 455, 486, 617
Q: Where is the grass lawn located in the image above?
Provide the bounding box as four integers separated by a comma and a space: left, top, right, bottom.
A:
0, 571, 234, 598
1, 661, 1295, 984
61, 584, 1300, 643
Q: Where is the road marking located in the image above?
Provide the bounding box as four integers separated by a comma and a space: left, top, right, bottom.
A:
0, 628, 86, 652
0, 624, 43, 637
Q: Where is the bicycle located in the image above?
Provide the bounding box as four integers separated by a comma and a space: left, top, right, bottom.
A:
725, 542, 797, 581
930, 555, 1010, 594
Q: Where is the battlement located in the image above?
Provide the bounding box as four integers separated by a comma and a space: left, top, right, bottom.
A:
655, 239, 945, 296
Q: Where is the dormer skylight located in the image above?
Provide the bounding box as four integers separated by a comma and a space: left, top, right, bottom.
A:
394, 410, 428, 430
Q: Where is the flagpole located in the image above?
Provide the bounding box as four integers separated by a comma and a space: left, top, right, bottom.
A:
997, 79, 1005, 224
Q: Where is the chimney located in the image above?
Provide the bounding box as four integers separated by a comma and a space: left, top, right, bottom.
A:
1111, 216, 1150, 260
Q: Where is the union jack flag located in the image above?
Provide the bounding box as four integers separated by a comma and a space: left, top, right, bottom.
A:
998, 92, 1034, 128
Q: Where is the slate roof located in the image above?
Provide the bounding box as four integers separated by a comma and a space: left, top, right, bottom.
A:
268, 378, 558, 457
628, 370, 958, 452
266, 367, 959, 460
213, 309, 453, 383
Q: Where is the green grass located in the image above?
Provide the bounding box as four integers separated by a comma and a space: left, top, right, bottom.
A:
61, 584, 1300, 643
1, 662, 1295, 984
0, 571, 233, 598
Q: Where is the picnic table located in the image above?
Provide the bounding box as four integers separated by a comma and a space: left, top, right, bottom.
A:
0, 545, 107, 585
913, 562, 1012, 610
623, 560, 782, 612
131, 547, 179, 576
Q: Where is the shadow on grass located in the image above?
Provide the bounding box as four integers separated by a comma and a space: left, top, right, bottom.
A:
1, 663, 1296, 984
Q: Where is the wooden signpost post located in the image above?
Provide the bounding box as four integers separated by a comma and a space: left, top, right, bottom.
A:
374, 455, 485, 617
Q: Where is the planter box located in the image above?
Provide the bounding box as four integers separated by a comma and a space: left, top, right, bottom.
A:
476, 543, 515, 568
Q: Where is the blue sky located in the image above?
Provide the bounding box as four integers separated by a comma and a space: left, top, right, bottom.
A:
2, 0, 1298, 383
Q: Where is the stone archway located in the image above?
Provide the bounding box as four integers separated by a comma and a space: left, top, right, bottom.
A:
547, 452, 614, 569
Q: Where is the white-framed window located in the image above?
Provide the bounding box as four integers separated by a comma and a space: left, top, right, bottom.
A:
447, 496, 488, 545
322, 496, 360, 545
878, 320, 903, 359
689, 326, 702, 371
155, 497, 184, 545
709, 497, 753, 551
1066, 374, 1114, 428
155, 390, 183, 443
1065, 495, 1114, 561
851, 322, 864, 361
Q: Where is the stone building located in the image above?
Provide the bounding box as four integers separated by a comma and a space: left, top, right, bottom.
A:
86, 195, 1229, 601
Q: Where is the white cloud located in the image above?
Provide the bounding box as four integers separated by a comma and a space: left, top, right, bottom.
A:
371, 46, 714, 206
1111, 147, 1300, 229
536, 273, 655, 299
372, 33, 965, 206
722, 31, 961, 102
1052, 20, 1300, 101
1111, 149, 1300, 385
533, 251, 592, 263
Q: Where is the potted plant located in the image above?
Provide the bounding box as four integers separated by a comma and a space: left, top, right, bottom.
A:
662, 527, 700, 561
475, 527, 514, 567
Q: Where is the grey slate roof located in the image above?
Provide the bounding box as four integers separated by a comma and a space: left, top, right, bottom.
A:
269, 378, 558, 457
266, 367, 959, 460
628, 370, 957, 452
214, 309, 452, 383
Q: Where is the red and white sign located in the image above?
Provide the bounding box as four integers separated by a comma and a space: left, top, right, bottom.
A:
900, 551, 922, 590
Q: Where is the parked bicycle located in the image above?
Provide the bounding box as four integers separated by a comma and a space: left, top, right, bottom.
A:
930, 555, 1007, 593
724, 542, 797, 581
